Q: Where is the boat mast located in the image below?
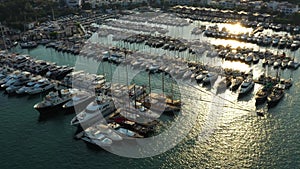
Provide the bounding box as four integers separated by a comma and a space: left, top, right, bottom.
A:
148, 72, 151, 94
162, 72, 165, 96
124, 49, 128, 86
275, 66, 280, 82
52, 7, 55, 21
171, 80, 174, 104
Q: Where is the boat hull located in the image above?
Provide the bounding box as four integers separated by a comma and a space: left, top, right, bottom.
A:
34, 101, 69, 115
267, 97, 283, 108
255, 95, 267, 105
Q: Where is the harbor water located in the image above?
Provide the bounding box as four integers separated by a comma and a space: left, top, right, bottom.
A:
1, 18, 300, 168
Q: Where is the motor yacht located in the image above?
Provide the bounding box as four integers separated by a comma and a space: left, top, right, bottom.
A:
70, 96, 116, 127
25, 78, 54, 95
33, 89, 78, 115
238, 78, 255, 98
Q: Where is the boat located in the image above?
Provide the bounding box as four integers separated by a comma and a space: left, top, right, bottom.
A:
280, 78, 292, 89
33, 89, 77, 115
238, 78, 255, 98
182, 70, 193, 80
291, 41, 300, 51
267, 85, 285, 108
244, 53, 253, 64
262, 58, 268, 67
62, 92, 95, 114
20, 41, 38, 49
0, 72, 27, 89
256, 109, 265, 117
255, 84, 273, 105
252, 54, 259, 64
25, 79, 54, 95
148, 64, 160, 73
273, 59, 282, 68
272, 38, 279, 47
84, 123, 123, 142
70, 96, 116, 127
140, 92, 181, 114
281, 59, 289, 69
202, 73, 218, 86
278, 38, 287, 49
286, 40, 292, 48
115, 127, 143, 139
288, 60, 300, 69
195, 70, 208, 83
81, 134, 113, 148
15, 77, 41, 95
267, 58, 275, 66
230, 76, 244, 91
5, 76, 31, 94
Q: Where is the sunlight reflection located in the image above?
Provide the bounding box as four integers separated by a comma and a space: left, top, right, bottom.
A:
225, 23, 249, 35
221, 61, 251, 72
210, 39, 256, 49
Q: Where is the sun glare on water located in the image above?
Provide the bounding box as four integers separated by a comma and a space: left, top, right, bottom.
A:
226, 23, 248, 35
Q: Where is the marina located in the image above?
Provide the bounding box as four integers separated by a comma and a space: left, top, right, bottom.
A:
1, 3, 300, 169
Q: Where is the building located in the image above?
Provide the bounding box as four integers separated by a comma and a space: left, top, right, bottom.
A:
209, 0, 239, 9
65, 0, 82, 7
267, 1, 299, 15
84, 0, 148, 8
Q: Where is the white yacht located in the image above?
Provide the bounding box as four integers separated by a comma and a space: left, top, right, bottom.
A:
70, 96, 116, 127
62, 91, 95, 113
81, 134, 113, 148
238, 78, 255, 98
84, 124, 123, 142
